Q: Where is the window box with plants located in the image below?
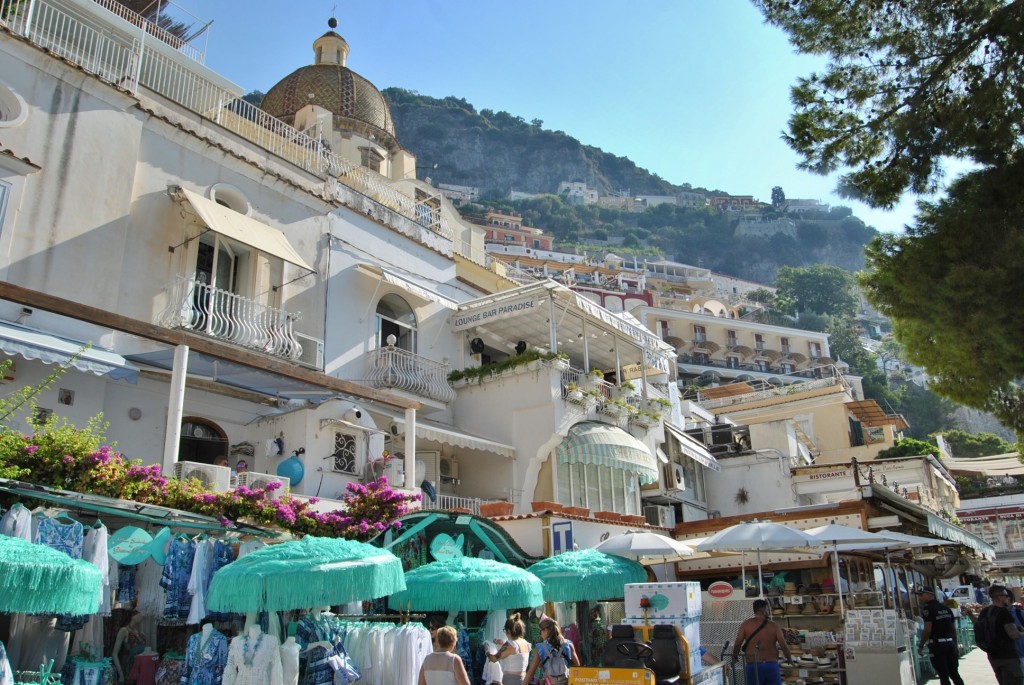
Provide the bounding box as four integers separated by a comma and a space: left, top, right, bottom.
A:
631, 410, 662, 428
447, 349, 568, 386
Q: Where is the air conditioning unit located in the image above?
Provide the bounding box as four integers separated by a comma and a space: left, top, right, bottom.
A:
644, 504, 676, 528
236, 473, 290, 499
439, 456, 459, 480
294, 333, 325, 369
667, 462, 686, 491
172, 461, 232, 493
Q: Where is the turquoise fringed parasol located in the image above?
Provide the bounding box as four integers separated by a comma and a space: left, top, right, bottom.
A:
389, 557, 544, 612
0, 535, 102, 615
207, 536, 406, 613
529, 549, 647, 602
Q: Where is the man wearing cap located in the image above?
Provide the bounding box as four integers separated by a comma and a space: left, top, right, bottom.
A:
980, 585, 1024, 685
917, 587, 965, 685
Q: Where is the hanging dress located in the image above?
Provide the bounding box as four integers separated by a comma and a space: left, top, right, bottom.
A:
182, 629, 228, 685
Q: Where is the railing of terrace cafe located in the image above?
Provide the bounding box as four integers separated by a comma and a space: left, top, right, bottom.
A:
0, 0, 451, 240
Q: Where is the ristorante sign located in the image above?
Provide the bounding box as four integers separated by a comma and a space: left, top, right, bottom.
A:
452, 296, 538, 331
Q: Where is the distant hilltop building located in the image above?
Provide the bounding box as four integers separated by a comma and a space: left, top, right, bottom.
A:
436, 183, 479, 204
557, 181, 599, 205
783, 199, 830, 214
709, 195, 762, 212
463, 210, 554, 250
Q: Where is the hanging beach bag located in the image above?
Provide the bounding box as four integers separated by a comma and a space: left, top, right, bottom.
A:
327, 641, 361, 685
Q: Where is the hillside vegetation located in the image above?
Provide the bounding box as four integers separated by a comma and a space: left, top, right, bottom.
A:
384, 88, 878, 282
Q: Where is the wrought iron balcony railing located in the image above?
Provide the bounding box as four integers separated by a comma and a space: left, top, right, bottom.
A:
365, 344, 456, 403
160, 276, 302, 360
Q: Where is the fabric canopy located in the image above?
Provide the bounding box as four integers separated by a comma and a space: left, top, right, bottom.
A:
180, 188, 314, 272
530, 549, 646, 602
556, 421, 659, 485
0, 535, 102, 615
0, 321, 138, 383
664, 422, 721, 472
356, 264, 459, 310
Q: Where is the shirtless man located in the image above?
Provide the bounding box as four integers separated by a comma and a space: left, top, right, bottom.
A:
732, 599, 792, 685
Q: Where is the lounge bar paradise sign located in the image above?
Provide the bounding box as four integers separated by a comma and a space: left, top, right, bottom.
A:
452, 296, 538, 331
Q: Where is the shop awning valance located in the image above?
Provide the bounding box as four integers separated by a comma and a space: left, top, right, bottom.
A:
556, 421, 659, 485
927, 512, 995, 559
664, 422, 721, 472
0, 321, 138, 383
180, 188, 314, 272
384, 416, 516, 459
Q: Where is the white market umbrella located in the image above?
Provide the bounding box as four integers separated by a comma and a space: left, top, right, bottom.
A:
594, 530, 694, 564
832, 529, 947, 613
805, 523, 901, 614
696, 520, 820, 598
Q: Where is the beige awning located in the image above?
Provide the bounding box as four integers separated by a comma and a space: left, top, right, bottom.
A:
180, 189, 314, 272
390, 417, 515, 458
664, 422, 721, 472
357, 264, 459, 310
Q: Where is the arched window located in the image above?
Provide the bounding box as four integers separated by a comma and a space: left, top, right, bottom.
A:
179, 418, 228, 464
375, 293, 416, 352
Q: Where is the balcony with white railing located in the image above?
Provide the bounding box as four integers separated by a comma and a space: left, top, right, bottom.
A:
0, 0, 451, 245
159, 276, 302, 360
365, 344, 456, 403
419, 494, 496, 516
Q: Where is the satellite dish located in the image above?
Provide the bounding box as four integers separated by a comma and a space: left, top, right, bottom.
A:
470, 337, 485, 354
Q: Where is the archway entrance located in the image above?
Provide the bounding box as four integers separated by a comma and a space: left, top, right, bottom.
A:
178, 417, 228, 465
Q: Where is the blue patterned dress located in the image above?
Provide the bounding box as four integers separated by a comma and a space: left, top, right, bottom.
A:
295, 615, 341, 685
160, 539, 196, 621
181, 630, 228, 685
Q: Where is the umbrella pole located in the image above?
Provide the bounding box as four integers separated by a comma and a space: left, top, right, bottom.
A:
757, 549, 764, 599
834, 544, 845, 615
741, 551, 746, 595
885, 549, 900, 614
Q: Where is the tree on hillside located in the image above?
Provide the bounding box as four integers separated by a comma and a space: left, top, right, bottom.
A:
825, 318, 893, 406
876, 437, 940, 460
771, 186, 786, 208
937, 429, 1018, 459
755, 0, 1024, 208
860, 159, 1024, 434
775, 265, 859, 318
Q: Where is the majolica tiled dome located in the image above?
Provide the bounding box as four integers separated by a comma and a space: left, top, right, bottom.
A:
260, 29, 395, 138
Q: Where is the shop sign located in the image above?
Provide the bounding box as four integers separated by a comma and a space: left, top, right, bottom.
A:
452, 296, 537, 331
708, 581, 734, 598
109, 525, 170, 565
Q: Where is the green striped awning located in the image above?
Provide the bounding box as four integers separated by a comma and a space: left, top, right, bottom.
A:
556, 421, 659, 485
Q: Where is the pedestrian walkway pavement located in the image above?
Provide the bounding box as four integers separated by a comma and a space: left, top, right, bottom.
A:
947, 647, 997, 685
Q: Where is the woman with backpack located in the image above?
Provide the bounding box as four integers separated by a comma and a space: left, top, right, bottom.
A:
523, 619, 580, 685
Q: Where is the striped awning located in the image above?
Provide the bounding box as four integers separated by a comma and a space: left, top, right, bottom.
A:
556, 421, 659, 485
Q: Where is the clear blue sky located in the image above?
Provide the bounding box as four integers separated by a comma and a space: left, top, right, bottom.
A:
172, 0, 937, 234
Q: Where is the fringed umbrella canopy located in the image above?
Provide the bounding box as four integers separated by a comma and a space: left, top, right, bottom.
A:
389, 557, 544, 613
0, 535, 102, 615
529, 549, 646, 602
207, 536, 406, 613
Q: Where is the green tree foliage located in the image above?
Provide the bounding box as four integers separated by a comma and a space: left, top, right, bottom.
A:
937, 429, 1017, 459
241, 90, 264, 107
894, 383, 956, 441
755, 0, 1024, 208
860, 159, 1024, 433
775, 264, 859, 317
876, 437, 940, 460
771, 185, 786, 207
825, 318, 894, 406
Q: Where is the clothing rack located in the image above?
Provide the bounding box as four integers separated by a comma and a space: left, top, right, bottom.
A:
333, 613, 426, 624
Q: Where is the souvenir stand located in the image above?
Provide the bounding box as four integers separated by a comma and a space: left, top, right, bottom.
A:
0, 478, 275, 685
206, 535, 417, 685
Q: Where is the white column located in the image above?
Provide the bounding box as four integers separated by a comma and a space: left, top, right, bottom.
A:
404, 407, 417, 490
162, 344, 189, 475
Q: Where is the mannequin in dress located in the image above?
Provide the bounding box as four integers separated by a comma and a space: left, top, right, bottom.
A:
113, 613, 148, 683
224, 625, 282, 685
129, 647, 160, 685
279, 637, 300, 685
182, 621, 228, 685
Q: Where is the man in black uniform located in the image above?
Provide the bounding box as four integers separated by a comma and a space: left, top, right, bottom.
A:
917, 587, 965, 685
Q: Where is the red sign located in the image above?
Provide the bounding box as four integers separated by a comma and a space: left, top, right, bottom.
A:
708, 581, 734, 598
